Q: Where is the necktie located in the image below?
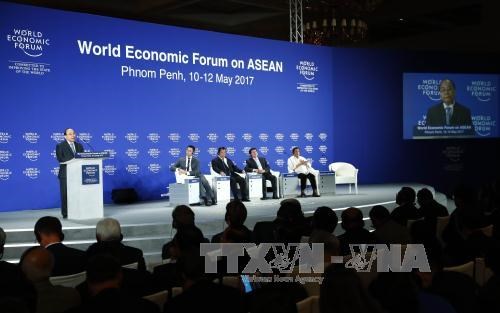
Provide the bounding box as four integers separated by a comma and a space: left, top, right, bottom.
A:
445, 107, 452, 125
70, 142, 76, 154
187, 158, 191, 171
223, 158, 230, 174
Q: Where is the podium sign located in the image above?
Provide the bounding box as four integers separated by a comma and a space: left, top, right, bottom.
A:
247, 173, 263, 198
169, 178, 200, 205
64, 152, 108, 219
319, 171, 336, 194
213, 176, 231, 202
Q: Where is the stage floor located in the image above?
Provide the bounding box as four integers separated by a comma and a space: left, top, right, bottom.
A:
1, 183, 451, 264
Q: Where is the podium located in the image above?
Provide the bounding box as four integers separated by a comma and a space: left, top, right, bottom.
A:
319, 171, 336, 194
247, 173, 263, 199
63, 152, 108, 220
169, 177, 200, 205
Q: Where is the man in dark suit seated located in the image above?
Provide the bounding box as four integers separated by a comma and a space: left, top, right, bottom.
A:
390, 187, 422, 227
170, 145, 216, 206
20, 246, 81, 313
86, 218, 146, 272
163, 250, 245, 313
426, 79, 473, 128
67, 254, 159, 313
244, 147, 278, 200
211, 147, 250, 202
417, 188, 449, 220
338, 207, 376, 256
56, 128, 84, 219
34, 216, 86, 276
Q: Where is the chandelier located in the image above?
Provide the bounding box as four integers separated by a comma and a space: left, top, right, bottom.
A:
301, 0, 384, 46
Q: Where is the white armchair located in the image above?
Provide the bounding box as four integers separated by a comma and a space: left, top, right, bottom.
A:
328, 162, 358, 194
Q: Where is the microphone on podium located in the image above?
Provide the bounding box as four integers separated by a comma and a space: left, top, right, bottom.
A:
78, 138, 95, 152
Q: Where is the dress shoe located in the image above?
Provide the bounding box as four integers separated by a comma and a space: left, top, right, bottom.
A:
211, 198, 217, 205
203, 197, 210, 206
260, 197, 268, 200
312, 192, 320, 197
299, 192, 307, 198
242, 198, 251, 202
272, 195, 279, 199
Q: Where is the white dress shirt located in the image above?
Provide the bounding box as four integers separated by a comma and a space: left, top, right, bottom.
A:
254, 157, 263, 170
288, 155, 312, 174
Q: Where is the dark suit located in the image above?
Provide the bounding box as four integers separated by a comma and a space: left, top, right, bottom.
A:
211, 156, 248, 200
56, 140, 84, 217
426, 102, 473, 127
86, 241, 146, 272
170, 156, 215, 202
245, 157, 278, 198
46, 242, 86, 276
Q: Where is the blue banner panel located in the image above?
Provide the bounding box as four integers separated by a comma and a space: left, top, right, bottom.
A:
0, 2, 333, 211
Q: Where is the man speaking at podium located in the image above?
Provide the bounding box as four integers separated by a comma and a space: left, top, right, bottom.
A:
56, 128, 84, 218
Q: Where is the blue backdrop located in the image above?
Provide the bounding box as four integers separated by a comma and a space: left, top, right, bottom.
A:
0, 2, 333, 211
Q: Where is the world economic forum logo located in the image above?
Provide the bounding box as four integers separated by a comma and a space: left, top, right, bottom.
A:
104, 165, 117, 176
51, 132, 65, 142
23, 167, 40, 179
147, 133, 161, 143
319, 157, 328, 166
0, 168, 13, 181
51, 167, 59, 176
169, 148, 181, 157
126, 164, 140, 175
275, 159, 285, 168
207, 133, 218, 143
225, 133, 236, 142
188, 133, 200, 142
0, 132, 12, 144
275, 146, 285, 154
259, 133, 269, 142
417, 79, 441, 101
304, 133, 314, 141
226, 147, 236, 156
103, 149, 117, 159
7, 29, 50, 58
275, 133, 284, 141
23, 132, 40, 143
467, 79, 496, 102
168, 133, 181, 143
304, 146, 313, 153
319, 145, 328, 153
125, 133, 139, 143
242, 133, 253, 142
78, 132, 92, 142
296, 60, 318, 81
259, 147, 269, 156
125, 149, 139, 159
290, 133, 299, 142
318, 133, 328, 142
208, 147, 218, 157
23, 150, 40, 161
102, 133, 116, 143
148, 163, 161, 174
0, 150, 12, 162
148, 148, 161, 158
51, 150, 57, 159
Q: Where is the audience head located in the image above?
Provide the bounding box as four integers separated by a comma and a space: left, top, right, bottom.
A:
34, 216, 64, 246
96, 218, 122, 242
0, 226, 5, 258
171, 225, 206, 258
416, 188, 434, 207
452, 184, 477, 212
225, 200, 248, 228
277, 198, 304, 223
19, 246, 54, 283
312, 206, 338, 233
341, 207, 364, 231
86, 254, 123, 296
396, 187, 416, 206
172, 205, 195, 229
369, 205, 391, 229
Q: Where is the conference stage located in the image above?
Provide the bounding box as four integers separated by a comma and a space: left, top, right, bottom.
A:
1, 183, 450, 265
